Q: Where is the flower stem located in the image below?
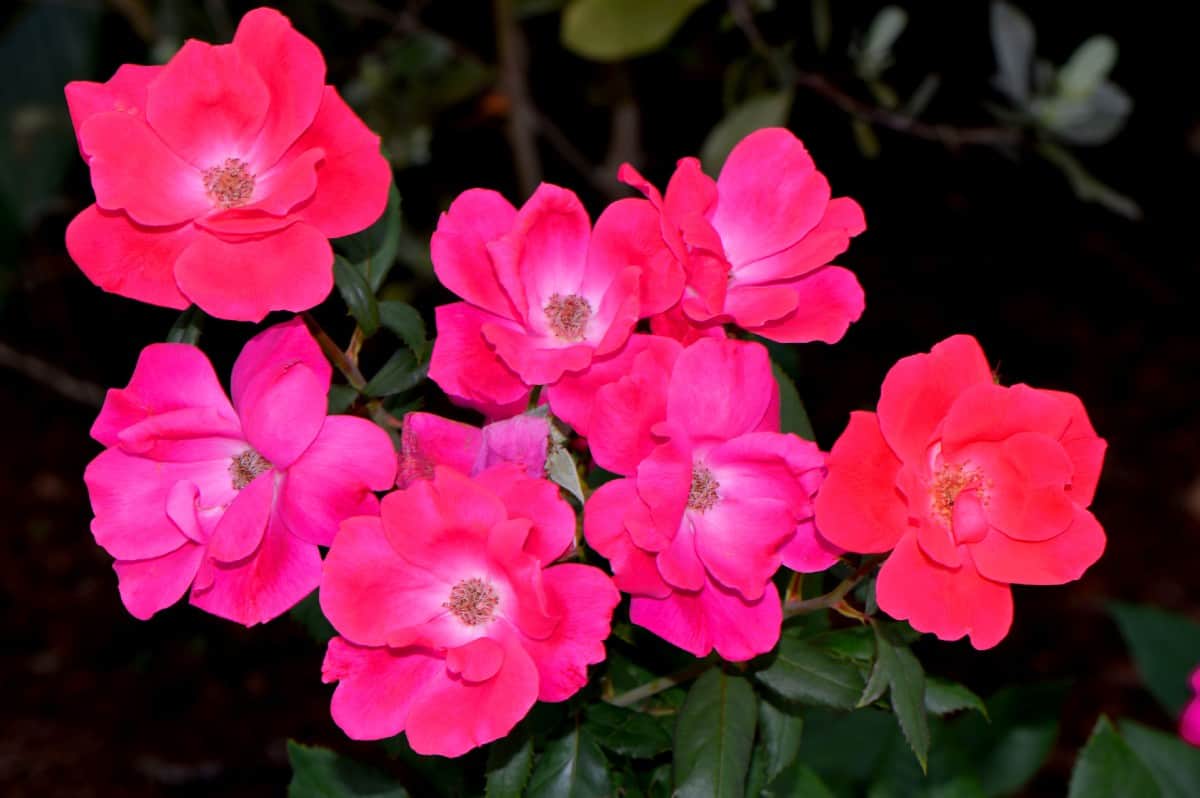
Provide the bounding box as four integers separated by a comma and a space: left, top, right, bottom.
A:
606, 659, 713, 708
301, 312, 401, 448
782, 555, 885, 617
301, 312, 368, 391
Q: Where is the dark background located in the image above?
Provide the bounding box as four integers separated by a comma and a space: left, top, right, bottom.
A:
1, 0, 1196, 794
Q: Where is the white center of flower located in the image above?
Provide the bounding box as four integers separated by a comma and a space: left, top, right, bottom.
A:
688, 464, 720, 513
544, 293, 592, 341
203, 158, 255, 209
444, 578, 500, 626
229, 448, 272, 490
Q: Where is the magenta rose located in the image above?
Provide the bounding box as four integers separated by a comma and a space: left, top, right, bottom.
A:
65, 7, 391, 321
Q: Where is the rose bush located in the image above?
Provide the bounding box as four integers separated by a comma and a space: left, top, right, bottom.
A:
63, 5, 1192, 794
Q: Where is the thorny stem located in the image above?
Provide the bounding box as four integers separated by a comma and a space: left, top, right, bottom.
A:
783, 555, 885, 617
606, 659, 714, 708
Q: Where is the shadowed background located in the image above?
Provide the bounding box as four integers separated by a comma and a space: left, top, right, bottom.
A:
1, 0, 1196, 794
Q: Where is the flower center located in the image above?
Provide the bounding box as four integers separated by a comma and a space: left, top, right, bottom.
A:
544, 293, 591, 341
443, 578, 500, 626
229, 448, 272, 490
203, 158, 255, 209
930, 462, 988, 526
688, 464, 720, 513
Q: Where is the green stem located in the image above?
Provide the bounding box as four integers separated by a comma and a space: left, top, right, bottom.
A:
783, 555, 885, 617
606, 659, 713, 708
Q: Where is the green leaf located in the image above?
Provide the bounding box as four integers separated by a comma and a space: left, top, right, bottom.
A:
674, 668, 757, 798
485, 728, 534, 798
1067, 717, 1160, 798
362, 350, 427, 398
336, 183, 402, 293
903, 73, 942, 119
1110, 601, 1200, 715
561, 0, 706, 62
866, 622, 930, 772
583, 703, 672, 759
990, 1, 1035, 104
950, 682, 1065, 796
770, 361, 815, 441
811, 0, 832, 53
378, 301, 429, 361
165, 306, 205, 345
924, 678, 988, 719
796, 707, 897, 785
546, 445, 585, 504
1058, 35, 1117, 98
328, 384, 359, 414
288, 592, 336, 644
700, 92, 794, 174
377, 734, 464, 796
762, 761, 835, 798
526, 723, 612, 798
286, 740, 408, 798
334, 255, 380, 337
755, 637, 867, 710
757, 699, 803, 784
851, 118, 881, 159
1036, 140, 1141, 220
1120, 719, 1200, 798
856, 6, 907, 80
803, 625, 876, 662
1034, 81, 1131, 146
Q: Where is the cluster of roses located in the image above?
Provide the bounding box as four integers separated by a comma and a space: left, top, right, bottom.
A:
70, 7, 1109, 758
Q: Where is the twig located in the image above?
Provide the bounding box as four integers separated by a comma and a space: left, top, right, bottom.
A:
606, 659, 713, 708
729, 0, 1021, 151
300, 314, 402, 449
792, 73, 1021, 149
300, 312, 367, 391
783, 555, 885, 617
0, 341, 105, 408
494, 0, 542, 197
532, 111, 624, 201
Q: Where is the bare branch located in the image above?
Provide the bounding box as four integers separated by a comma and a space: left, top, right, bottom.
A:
729, 0, 1021, 151
792, 72, 1021, 149
494, 0, 543, 197
0, 341, 105, 408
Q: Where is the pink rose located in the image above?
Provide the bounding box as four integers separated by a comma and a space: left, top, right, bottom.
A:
582, 337, 836, 661
395, 410, 550, 487
427, 184, 655, 414
84, 318, 396, 624
815, 335, 1107, 649
65, 7, 391, 321
621, 127, 866, 344
1182, 667, 1200, 746
320, 466, 619, 756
